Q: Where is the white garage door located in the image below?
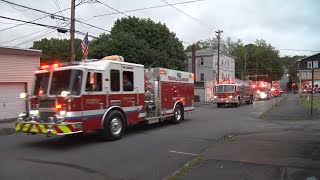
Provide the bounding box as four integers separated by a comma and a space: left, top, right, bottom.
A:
0, 82, 25, 120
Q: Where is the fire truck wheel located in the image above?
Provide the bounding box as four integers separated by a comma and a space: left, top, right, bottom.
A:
217, 103, 222, 108
250, 96, 254, 104
172, 104, 184, 124
102, 110, 125, 141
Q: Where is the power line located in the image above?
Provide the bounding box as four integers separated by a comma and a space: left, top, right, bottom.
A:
82, 0, 205, 21
14, 29, 56, 47
94, 0, 129, 17
0, 15, 97, 38
0, 0, 110, 33
53, 0, 64, 17
160, 0, 216, 31
278, 49, 320, 53
0, 28, 49, 44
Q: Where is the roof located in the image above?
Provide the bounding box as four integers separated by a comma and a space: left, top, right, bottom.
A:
296, 53, 320, 62
185, 48, 235, 59
0, 45, 42, 56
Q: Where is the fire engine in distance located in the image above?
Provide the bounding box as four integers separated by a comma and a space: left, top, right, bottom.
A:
16, 56, 195, 141
214, 79, 254, 108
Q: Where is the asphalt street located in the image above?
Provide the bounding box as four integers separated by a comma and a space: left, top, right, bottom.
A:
0, 97, 284, 180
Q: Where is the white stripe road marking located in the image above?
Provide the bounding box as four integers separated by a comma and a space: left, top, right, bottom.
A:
169, 151, 199, 156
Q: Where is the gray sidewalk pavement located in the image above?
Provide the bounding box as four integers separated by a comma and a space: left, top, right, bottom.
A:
181, 93, 320, 180
0, 119, 16, 136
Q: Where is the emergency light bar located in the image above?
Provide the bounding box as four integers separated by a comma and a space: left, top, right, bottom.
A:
40, 63, 61, 70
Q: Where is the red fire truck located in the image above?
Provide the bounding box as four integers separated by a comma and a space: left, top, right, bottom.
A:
251, 81, 272, 100
16, 56, 195, 140
214, 79, 254, 108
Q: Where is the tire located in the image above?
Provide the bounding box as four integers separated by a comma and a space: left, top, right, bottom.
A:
217, 103, 222, 108
245, 99, 250, 104
172, 104, 184, 124
101, 110, 125, 141
250, 96, 254, 104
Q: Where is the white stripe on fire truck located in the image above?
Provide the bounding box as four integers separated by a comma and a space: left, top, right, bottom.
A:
64, 106, 143, 120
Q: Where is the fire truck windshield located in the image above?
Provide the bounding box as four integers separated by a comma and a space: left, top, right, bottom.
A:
33, 72, 50, 95
50, 70, 83, 95
215, 85, 235, 93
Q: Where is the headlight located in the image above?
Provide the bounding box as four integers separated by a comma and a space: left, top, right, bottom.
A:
61, 91, 70, 98
260, 92, 267, 98
229, 96, 233, 98
20, 93, 28, 99
214, 96, 218, 99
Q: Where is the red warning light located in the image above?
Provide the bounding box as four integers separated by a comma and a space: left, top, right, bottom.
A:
38, 89, 44, 95
52, 63, 60, 68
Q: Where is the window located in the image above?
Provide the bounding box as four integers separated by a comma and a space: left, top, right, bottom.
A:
200, 73, 204, 81
85, 72, 102, 92
308, 72, 312, 78
200, 58, 204, 65
313, 61, 319, 68
50, 70, 83, 95
110, 70, 120, 92
123, 71, 134, 91
307, 61, 312, 68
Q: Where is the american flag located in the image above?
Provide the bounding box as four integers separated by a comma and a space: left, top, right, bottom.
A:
81, 33, 89, 59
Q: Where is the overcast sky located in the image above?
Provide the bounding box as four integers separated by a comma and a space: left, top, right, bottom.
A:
0, 0, 319, 57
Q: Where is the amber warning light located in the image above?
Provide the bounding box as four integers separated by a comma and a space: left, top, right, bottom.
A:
40, 63, 61, 70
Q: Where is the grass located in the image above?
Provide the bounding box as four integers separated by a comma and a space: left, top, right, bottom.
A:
300, 96, 320, 111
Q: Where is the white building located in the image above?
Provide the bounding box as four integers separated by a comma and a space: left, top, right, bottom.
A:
0, 46, 41, 121
186, 48, 235, 102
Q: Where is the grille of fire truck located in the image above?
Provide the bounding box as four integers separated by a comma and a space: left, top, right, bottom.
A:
39, 112, 56, 122
39, 99, 55, 108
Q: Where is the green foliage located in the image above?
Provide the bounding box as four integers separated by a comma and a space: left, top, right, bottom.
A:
89, 16, 186, 70
186, 37, 286, 81
31, 38, 83, 64
280, 55, 306, 82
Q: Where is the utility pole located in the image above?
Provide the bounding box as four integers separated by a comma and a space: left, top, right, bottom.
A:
244, 52, 247, 80
311, 67, 314, 116
192, 44, 196, 83
216, 30, 223, 83
70, 0, 76, 62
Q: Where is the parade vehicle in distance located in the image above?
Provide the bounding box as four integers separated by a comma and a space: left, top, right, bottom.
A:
214, 79, 254, 108
250, 81, 272, 100
16, 56, 195, 140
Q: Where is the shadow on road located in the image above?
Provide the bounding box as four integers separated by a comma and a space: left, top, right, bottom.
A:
18, 119, 192, 150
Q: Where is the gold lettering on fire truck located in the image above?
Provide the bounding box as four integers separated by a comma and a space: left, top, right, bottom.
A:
168, 76, 189, 82
86, 99, 100, 104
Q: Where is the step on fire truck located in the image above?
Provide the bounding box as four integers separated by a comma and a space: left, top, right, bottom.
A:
16, 56, 195, 140
213, 79, 254, 108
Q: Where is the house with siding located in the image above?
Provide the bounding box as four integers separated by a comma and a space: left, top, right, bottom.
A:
185, 48, 235, 102
297, 53, 320, 91
0, 46, 41, 121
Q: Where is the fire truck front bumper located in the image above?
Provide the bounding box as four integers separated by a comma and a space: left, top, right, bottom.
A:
215, 97, 237, 104
15, 121, 83, 135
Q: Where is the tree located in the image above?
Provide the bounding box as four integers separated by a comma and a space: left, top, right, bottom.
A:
280, 55, 306, 82
31, 38, 83, 64
238, 40, 284, 81
89, 16, 186, 70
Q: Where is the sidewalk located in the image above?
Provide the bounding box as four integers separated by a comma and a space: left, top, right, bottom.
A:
0, 119, 16, 136
180, 94, 320, 180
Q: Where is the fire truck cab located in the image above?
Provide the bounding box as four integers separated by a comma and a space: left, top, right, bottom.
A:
16, 56, 195, 140
214, 79, 254, 108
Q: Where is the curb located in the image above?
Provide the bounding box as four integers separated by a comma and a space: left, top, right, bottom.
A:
258, 96, 287, 119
